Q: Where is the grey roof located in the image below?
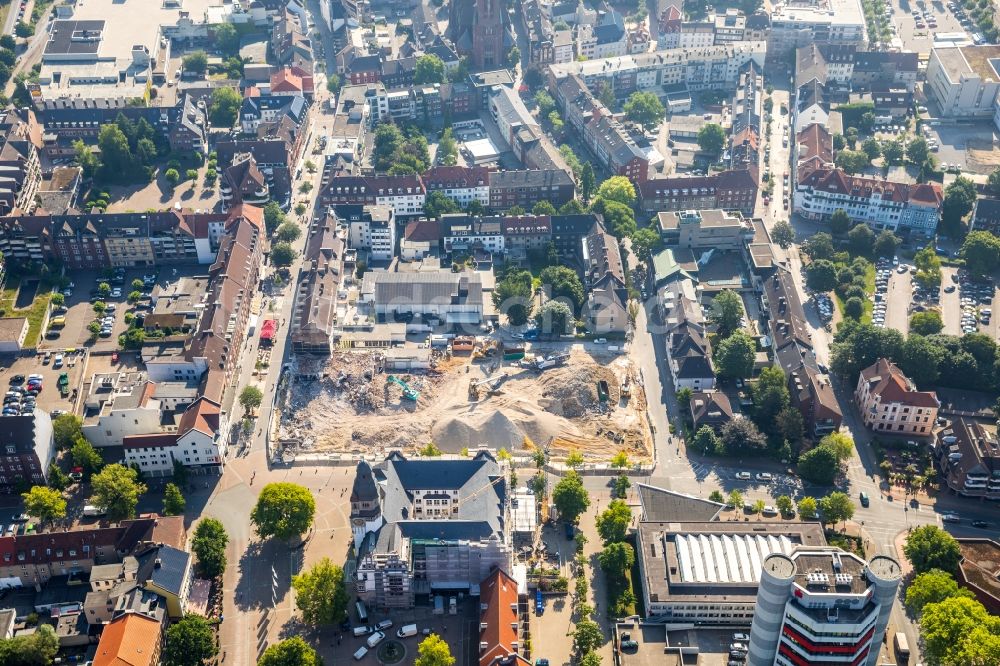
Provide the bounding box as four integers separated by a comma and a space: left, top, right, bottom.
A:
378, 451, 506, 537
397, 520, 497, 541
44, 20, 105, 56
137, 544, 189, 596
638, 484, 724, 522
363, 271, 484, 307
351, 461, 379, 502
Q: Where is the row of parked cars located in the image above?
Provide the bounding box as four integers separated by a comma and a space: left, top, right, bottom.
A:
3, 374, 43, 417
352, 619, 426, 660
871, 258, 898, 328
729, 633, 750, 664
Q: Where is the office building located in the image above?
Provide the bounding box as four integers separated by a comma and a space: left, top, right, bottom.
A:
855, 359, 940, 436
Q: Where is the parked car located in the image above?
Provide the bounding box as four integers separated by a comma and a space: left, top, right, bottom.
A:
942, 513, 961, 523
755, 472, 773, 482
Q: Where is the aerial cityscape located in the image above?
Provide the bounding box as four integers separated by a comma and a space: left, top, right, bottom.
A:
0, 0, 998, 662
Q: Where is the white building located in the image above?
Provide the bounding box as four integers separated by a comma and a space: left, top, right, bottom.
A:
576, 10, 628, 59
360, 270, 484, 325
795, 168, 943, 234
768, 0, 866, 57
122, 397, 227, 476
342, 204, 396, 261
925, 45, 1000, 119
423, 166, 491, 209
747, 549, 901, 666
81, 373, 199, 448
441, 215, 505, 255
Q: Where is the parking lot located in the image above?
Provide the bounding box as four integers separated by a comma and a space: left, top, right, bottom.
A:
0, 349, 87, 418
951, 269, 995, 335
887, 0, 969, 54
920, 121, 1000, 175
873, 258, 913, 332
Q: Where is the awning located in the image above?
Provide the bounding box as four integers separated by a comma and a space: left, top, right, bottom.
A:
260, 319, 277, 341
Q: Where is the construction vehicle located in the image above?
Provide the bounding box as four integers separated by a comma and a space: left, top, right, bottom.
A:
468, 374, 507, 400
534, 352, 569, 371
386, 375, 419, 401
502, 344, 525, 362
57, 373, 70, 398
597, 380, 610, 403
621, 379, 631, 401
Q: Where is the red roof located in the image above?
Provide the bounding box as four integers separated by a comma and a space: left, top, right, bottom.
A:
860, 358, 940, 408
478, 569, 530, 666
260, 319, 277, 340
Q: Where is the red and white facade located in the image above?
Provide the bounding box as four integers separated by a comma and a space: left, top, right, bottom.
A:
748, 549, 901, 666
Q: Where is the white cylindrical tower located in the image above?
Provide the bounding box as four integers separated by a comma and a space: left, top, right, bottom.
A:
748, 552, 795, 666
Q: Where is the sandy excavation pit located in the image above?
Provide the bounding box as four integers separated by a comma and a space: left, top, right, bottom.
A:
276, 347, 653, 461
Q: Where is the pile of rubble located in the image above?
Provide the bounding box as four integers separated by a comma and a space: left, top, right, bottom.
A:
538, 364, 620, 418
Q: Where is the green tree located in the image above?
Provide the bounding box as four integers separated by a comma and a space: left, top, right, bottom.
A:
183, 50, 208, 74
596, 80, 615, 108
565, 450, 584, 468
595, 499, 632, 544
239, 385, 263, 414
257, 637, 322, 666
292, 557, 349, 625
270, 241, 297, 267
0, 624, 59, 666
709, 289, 744, 337
623, 91, 665, 130
914, 245, 943, 290
21, 486, 66, 525
771, 220, 795, 249
163, 482, 186, 516
797, 496, 818, 519
581, 162, 596, 201
97, 124, 135, 181
630, 227, 663, 262
596, 199, 637, 238
941, 176, 978, 237
164, 614, 218, 666
540, 265, 585, 313
960, 230, 1000, 276
906, 568, 974, 616
74, 139, 100, 178
419, 442, 443, 456
904, 525, 962, 574
919, 596, 1000, 666
882, 138, 905, 164
750, 365, 790, 436
573, 618, 604, 654
874, 230, 900, 258
709, 490, 725, 503
829, 209, 851, 235
844, 297, 864, 319
598, 541, 635, 575
580, 652, 602, 666
535, 89, 556, 117
276, 222, 302, 243
820, 432, 854, 461
803, 232, 836, 260
185, 168, 199, 181
988, 166, 1000, 196
208, 86, 242, 127
70, 437, 104, 477
507, 46, 520, 68
264, 201, 286, 233
164, 168, 180, 186
727, 489, 744, 509
692, 425, 720, 455
47, 464, 70, 491
714, 330, 755, 379
414, 55, 447, 84
798, 445, 839, 485
776, 495, 793, 516
533, 200, 557, 215
52, 413, 83, 449
861, 137, 882, 161
423, 191, 461, 218
595, 176, 636, 207
697, 123, 726, 156
818, 491, 855, 527
848, 223, 875, 257
251, 482, 316, 541
90, 464, 147, 521
720, 417, 767, 453
907, 136, 930, 166
910, 310, 944, 335
752, 499, 765, 515
535, 299, 573, 334
192, 517, 229, 578
214, 22, 241, 56
437, 128, 458, 166
835, 149, 871, 174
552, 471, 590, 525
414, 634, 456, 666
806, 259, 838, 292
493, 268, 534, 325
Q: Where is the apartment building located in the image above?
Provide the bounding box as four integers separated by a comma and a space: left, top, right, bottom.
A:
423, 166, 491, 209
747, 549, 901, 666
582, 228, 629, 335
576, 10, 628, 60
657, 209, 755, 250
925, 45, 1000, 118
360, 271, 485, 325
0, 410, 54, 491
638, 169, 759, 216
80, 372, 198, 448
0, 107, 42, 217
547, 41, 767, 97
488, 169, 575, 211
794, 168, 943, 234
855, 359, 940, 436
972, 196, 1000, 235
291, 217, 346, 355
341, 204, 396, 261
220, 154, 270, 209
122, 396, 226, 477
555, 75, 653, 184
321, 174, 426, 217
502, 216, 552, 262
768, 0, 867, 58
441, 215, 505, 255
478, 568, 530, 666
936, 417, 1000, 500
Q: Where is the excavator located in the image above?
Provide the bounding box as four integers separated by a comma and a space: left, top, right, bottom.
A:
386, 375, 419, 401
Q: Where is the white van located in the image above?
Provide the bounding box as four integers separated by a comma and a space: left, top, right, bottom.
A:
353, 646, 368, 661
83, 505, 106, 517
397, 624, 418, 638
353, 626, 370, 637
367, 631, 386, 648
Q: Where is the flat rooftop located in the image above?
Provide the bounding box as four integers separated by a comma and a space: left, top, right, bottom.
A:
934, 45, 1000, 82
771, 0, 864, 25
639, 521, 826, 603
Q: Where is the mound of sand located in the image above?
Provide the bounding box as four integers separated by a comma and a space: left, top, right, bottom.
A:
538, 364, 619, 418
431, 402, 582, 452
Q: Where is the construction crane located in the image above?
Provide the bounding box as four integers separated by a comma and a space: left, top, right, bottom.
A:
386, 375, 419, 401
